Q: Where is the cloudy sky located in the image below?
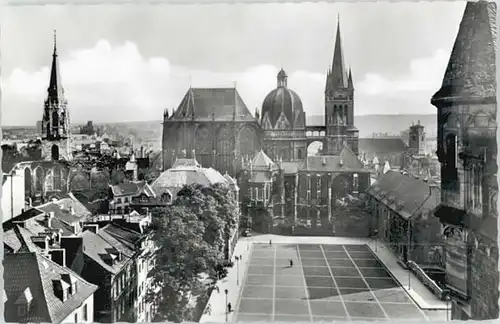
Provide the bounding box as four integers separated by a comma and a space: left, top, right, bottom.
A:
1, 2, 466, 126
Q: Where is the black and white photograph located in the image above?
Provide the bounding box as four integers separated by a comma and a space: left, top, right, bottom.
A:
1, 1, 498, 323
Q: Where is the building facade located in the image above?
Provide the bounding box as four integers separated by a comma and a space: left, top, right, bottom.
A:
366, 171, 442, 266
162, 88, 262, 176
431, 1, 498, 319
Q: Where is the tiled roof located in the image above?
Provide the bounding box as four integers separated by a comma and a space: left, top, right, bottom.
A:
432, 1, 497, 102
359, 138, 409, 155
110, 180, 156, 198
171, 88, 255, 122
76, 230, 131, 275
252, 150, 275, 169
111, 182, 140, 196
366, 171, 439, 219
4, 252, 97, 324
151, 162, 228, 197
172, 158, 200, 168
301, 146, 365, 172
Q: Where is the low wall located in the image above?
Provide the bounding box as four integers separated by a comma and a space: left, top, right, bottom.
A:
408, 260, 446, 300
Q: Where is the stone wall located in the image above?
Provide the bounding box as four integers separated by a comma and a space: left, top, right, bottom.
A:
470, 244, 499, 319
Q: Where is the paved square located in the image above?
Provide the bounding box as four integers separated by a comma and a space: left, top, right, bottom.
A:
234, 243, 429, 322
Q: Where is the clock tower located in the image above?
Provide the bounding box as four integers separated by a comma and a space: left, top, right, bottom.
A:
324, 18, 359, 155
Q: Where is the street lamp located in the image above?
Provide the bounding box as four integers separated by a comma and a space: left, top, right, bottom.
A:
224, 289, 229, 322
235, 256, 240, 286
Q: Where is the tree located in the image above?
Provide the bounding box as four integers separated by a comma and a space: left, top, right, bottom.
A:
147, 182, 240, 322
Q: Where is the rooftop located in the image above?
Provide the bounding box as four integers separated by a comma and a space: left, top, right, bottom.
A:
4, 252, 97, 324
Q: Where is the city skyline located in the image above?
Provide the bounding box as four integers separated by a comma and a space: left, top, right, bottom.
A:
1, 2, 465, 126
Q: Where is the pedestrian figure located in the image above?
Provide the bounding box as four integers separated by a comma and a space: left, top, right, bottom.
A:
269, 240, 272, 246
290, 259, 293, 267
227, 302, 232, 313
216, 286, 220, 293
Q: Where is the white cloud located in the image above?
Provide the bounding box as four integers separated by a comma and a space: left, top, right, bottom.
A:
357, 49, 449, 97
2, 40, 445, 126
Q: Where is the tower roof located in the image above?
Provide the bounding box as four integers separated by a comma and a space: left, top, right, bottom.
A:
326, 17, 349, 90
432, 1, 496, 103
47, 30, 65, 103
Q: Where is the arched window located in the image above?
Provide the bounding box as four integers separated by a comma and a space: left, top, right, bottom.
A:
444, 134, 457, 169
51, 145, 60, 161
52, 112, 59, 134
53, 166, 62, 190
35, 167, 44, 193
24, 168, 33, 197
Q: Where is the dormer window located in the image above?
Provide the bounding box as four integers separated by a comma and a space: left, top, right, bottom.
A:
61, 274, 78, 295
15, 287, 33, 317
53, 279, 70, 302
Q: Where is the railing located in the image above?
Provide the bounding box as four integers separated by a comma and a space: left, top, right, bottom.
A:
408, 260, 446, 300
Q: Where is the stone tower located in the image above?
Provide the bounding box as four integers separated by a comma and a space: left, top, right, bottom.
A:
324, 18, 359, 155
41, 31, 72, 161
409, 120, 426, 156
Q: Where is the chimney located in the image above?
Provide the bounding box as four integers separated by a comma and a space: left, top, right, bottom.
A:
69, 206, 74, 215
48, 249, 66, 268
140, 146, 144, 158
45, 212, 55, 228
83, 224, 99, 234
32, 235, 50, 252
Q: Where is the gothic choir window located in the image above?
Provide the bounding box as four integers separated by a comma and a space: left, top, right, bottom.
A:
257, 187, 262, 201
250, 187, 254, 200
35, 168, 44, 193
344, 106, 348, 124
53, 167, 61, 190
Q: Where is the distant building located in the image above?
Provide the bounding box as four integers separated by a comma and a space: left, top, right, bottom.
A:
366, 171, 442, 266
4, 252, 98, 323
109, 181, 157, 214
431, 1, 498, 320
358, 137, 409, 169
408, 120, 426, 156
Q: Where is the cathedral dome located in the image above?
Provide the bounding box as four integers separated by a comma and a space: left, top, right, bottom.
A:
260, 69, 305, 130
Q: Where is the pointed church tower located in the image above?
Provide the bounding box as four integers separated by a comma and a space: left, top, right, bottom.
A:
41, 30, 72, 161
324, 17, 359, 156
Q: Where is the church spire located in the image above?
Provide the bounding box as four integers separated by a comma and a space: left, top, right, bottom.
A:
48, 30, 64, 103
329, 17, 348, 89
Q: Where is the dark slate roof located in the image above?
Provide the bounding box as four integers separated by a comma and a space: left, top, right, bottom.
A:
359, 138, 409, 155
110, 181, 155, 198
76, 223, 141, 275
261, 84, 304, 129
4, 252, 97, 324
366, 171, 439, 219
301, 146, 365, 172
171, 88, 255, 122
432, 1, 497, 102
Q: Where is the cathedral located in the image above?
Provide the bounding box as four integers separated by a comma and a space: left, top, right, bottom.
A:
162, 19, 370, 235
